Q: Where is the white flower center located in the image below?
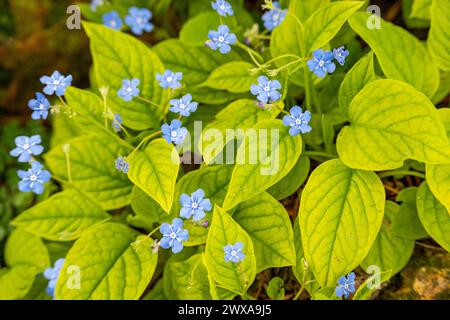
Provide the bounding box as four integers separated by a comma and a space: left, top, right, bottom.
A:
179, 103, 187, 110
166, 76, 172, 82
318, 60, 325, 67
273, 14, 280, 21
22, 143, 30, 150
111, 20, 117, 27
171, 131, 178, 137
295, 118, 302, 125
39, 104, 45, 110
170, 232, 177, 239
126, 86, 132, 92
263, 85, 271, 92
29, 174, 38, 182
137, 17, 143, 24
218, 36, 225, 43
53, 79, 60, 85
220, 5, 225, 10
231, 250, 237, 257
191, 202, 198, 209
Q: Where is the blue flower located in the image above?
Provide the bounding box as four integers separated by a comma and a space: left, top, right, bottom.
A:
212, 0, 234, 17
118, 78, 140, 102
43, 258, 65, 297
160, 218, 189, 254
161, 119, 188, 145
125, 7, 154, 35
156, 70, 183, 90
10, 135, 44, 163
282, 106, 312, 136
224, 242, 245, 263
262, 2, 287, 31
169, 94, 198, 117
17, 161, 51, 195
250, 76, 282, 104
179, 188, 212, 221
333, 46, 349, 66
335, 272, 356, 299
307, 49, 336, 78
206, 25, 237, 54
115, 156, 129, 174
103, 11, 123, 30
28, 93, 50, 120
112, 114, 123, 132
90, 0, 105, 11
40, 71, 72, 96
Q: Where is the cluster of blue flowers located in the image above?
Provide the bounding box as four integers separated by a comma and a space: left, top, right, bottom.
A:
207, 1, 237, 54
43, 258, 65, 298
335, 272, 356, 299
103, 7, 153, 35
262, 1, 287, 31
307, 47, 349, 78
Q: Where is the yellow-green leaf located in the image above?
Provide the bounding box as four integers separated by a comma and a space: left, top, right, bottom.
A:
428, 0, 450, 71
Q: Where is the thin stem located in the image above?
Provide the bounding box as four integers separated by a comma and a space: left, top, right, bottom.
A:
415, 241, 445, 251
264, 54, 303, 66
127, 130, 162, 160
303, 151, 336, 159
137, 96, 162, 109
303, 61, 312, 112
235, 41, 263, 66
102, 93, 108, 128
51, 174, 70, 185
62, 145, 72, 183
378, 170, 426, 179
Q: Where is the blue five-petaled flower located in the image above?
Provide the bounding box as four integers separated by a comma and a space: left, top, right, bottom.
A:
333, 46, 349, 66
125, 7, 154, 35
307, 49, 336, 78
40, 71, 72, 96
161, 119, 188, 145
28, 93, 50, 120
156, 70, 183, 90
160, 218, 189, 254
207, 25, 237, 54
115, 156, 129, 174
262, 2, 287, 31
282, 106, 312, 136
212, 0, 234, 17
179, 188, 212, 221
103, 11, 123, 30
224, 242, 245, 263
250, 76, 282, 104
10, 135, 44, 163
335, 272, 356, 299
17, 161, 51, 195
118, 78, 140, 102
169, 94, 198, 117
43, 258, 65, 297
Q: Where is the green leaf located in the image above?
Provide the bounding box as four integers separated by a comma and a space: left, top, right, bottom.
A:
128, 186, 167, 231
426, 105, 450, 214
204, 62, 257, 93
223, 119, 302, 210
338, 52, 376, 117
127, 138, 180, 213
311, 287, 339, 300
204, 206, 256, 295
266, 277, 285, 300
83, 22, 167, 130
50, 112, 81, 148
293, 218, 320, 295
188, 86, 248, 105
172, 165, 234, 246
299, 159, 385, 286
0, 229, 50, 299
361, 201, 415, 276
44, 135, 132, 210
164, 254, 212, 300
64, 87, 104, 132
352, 270, 392, 300
154, 39, 244, 86
391, 187, 428, 240
337, 79, 450, 171
416, 182, 450, 251
303, 1, 363, 54
12, 189, 110, 241
200, 99, 279, 164
268, 155, 310, 200
410, 0, 432, 20
55, 223, 158, 300
428, 0, 450, 71
349, 12, 440, 98
233, 192, 296, 272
